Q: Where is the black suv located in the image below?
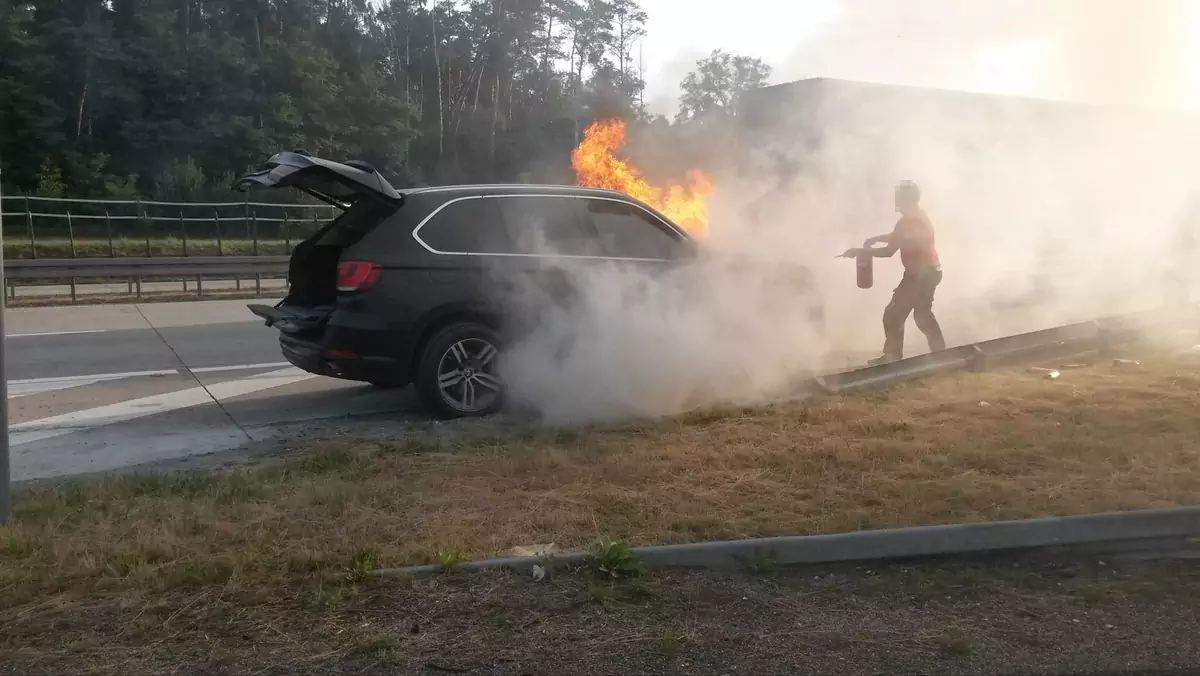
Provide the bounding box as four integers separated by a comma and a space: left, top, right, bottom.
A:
238, 151, 823, 418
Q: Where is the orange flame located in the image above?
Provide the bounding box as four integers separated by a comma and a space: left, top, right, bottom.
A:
571, 119, 714, 238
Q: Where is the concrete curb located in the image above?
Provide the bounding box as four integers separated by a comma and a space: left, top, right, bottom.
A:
374, 506, 1200, 577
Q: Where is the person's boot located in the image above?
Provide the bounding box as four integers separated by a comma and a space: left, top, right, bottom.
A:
867, 354, 898, 366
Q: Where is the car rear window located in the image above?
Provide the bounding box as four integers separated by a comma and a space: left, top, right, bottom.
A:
418, 197, 511, 254
314, 199, 397, 247
583, 199, 684, 260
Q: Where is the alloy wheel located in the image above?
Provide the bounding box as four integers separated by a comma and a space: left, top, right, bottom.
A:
436, 337, 503, 413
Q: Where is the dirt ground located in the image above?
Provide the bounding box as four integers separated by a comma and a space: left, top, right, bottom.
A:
2, 554, 1197, 675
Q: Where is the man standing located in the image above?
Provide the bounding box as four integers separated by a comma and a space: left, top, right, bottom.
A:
843, 181, 946, 365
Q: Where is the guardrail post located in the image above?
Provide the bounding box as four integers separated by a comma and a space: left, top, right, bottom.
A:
67, 211, 77, 301
24, 196, 35, 259
180, 211, 187, 292
105, 210, 114, 257
283, 213, 291, 254
214, 209, 223, 256
66, 211, 76, 258
967, 344, 987, 372
139, 199, 151, 258
135, 276, 142, 300
252, 210, 261, 295
236, 201, 246, 292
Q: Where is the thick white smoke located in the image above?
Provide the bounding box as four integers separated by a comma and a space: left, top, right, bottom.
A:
773, 0, 1200, 110
496, 252, 828, 425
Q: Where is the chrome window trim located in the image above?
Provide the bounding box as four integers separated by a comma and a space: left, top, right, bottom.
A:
410, 193, 688, 262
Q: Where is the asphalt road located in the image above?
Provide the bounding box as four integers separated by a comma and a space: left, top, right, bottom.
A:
6, 299, 420, 482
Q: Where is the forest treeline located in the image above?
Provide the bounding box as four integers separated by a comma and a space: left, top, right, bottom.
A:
0, 0, 771, 201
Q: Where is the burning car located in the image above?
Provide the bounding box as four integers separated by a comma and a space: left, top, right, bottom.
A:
238, 142, 822, 419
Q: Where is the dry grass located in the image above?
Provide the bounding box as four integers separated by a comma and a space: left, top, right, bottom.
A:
3, 554, 1200, 674
3, 350, 1200, 672
3, 351, 1200, 606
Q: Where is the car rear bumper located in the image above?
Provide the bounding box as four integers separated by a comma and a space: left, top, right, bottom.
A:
279, 330, 412, 386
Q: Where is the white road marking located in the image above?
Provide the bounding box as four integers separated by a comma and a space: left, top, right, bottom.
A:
7, 369, 180, 399
8, 381, 91, 399
190, 362, 292, 374
10, 367, 315, 446
6, 329, 108, 338
5, 328, 109, 338
7, 363, 302, 398
10, 369, 179, 386
9, 377, 170, 399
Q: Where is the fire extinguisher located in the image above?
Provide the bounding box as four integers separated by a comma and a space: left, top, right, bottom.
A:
855, 250, 874, 289
838, 245, 876, 289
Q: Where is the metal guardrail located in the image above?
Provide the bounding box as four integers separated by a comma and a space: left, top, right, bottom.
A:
2, 195, 335, 260
4, 256, 289, 301
1, 195, 336, 208
4, 256, 288, 280
812, 305, 1199, 394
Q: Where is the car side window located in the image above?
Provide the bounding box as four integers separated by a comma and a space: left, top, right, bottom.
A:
419, 197, 514, 254
496, 196, 599, 256
583, 199, 683, 260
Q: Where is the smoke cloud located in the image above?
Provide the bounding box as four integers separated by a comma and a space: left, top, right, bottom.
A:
494, 238, 828, 425
493, 1, 1200, 425
771, 0, 1200, 110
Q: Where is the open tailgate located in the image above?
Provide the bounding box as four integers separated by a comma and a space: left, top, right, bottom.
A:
234, 151, 402, 206
248, 302, 331, 334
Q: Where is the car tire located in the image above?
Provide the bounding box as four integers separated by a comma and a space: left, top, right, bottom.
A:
415, 321, 505, 419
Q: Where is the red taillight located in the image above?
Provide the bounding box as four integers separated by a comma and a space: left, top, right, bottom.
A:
336, 261, 381, 292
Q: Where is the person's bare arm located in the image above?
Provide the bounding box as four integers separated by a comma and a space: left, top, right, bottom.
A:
841, 230, 899, 258
867, 235, 899, 257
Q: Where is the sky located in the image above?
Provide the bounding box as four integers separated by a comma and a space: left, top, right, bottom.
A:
639, 0, 1200, 116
